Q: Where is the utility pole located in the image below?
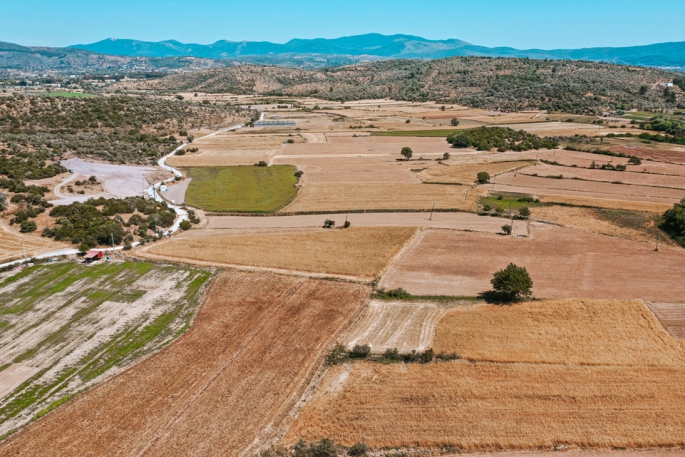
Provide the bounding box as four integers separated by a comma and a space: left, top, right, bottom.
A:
654, 215, 660, 252
22, 238, 26, 261
429, 204, 435, 221
111, 233, 114, 253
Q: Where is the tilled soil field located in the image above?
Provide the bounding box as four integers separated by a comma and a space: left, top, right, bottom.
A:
610, 145, 685, 164
379, 225, 685, 301
0, 221, 69, 263
0, 271, 368, 456
647, 302, 685, 339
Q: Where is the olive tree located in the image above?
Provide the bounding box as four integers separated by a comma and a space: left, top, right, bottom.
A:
491, 263, 533, 302
477, 171, 490, 184
401, 147, 413, 160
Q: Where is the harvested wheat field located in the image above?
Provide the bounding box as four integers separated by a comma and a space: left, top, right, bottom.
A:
283, 361, 685, 451
610, 145, 685, 164
434, 299, 685, 366
139, 227, 418, 280
530, 206, 664, 244
379, 226, 685, 300
647, 302, 685, 339
0, 222, 68, 263
342, 300, 446, 353
417, 160, 535, 184
282, 183, 478, 213
0, 271, 368, 456
535, 195, 673, 213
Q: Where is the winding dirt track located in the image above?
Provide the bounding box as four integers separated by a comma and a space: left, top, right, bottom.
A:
0, 271, 368, 457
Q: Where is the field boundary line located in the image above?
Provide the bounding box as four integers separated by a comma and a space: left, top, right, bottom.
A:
133, 279, 307, 457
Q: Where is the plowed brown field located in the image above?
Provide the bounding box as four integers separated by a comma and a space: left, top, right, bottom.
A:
610, 146, 685, 164
0, 271, 368, 457
379, 226, 685, 300
647, 302, 685, 339
520, 164, 685, 189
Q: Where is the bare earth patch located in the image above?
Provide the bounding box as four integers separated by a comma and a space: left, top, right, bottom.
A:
418, 160, 535, 184
647, 303, 685, 339
379, 226, 685, 301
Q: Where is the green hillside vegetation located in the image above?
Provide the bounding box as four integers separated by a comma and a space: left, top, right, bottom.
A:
447, 126, 559, 152
184, 165, 299, 213
154, 57, 685, 114
44, 196, 179, 250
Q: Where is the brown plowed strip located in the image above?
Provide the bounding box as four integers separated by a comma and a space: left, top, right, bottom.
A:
647, 303, 685, 339
0, 271, 368, 457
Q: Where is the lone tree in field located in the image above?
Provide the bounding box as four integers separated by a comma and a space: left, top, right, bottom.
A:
491, 263, 533, 302
477, 171, 490, 184
451, 118, 460, 126
519, 206, 531, 218
401, 147, 413, 160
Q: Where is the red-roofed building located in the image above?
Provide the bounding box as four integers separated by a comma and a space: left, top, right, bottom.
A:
84, 250, 103, 263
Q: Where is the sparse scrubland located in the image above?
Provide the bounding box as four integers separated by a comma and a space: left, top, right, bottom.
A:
150, 57, 684, 114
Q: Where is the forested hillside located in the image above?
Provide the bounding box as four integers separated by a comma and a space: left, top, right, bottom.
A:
147, 57, 684, 114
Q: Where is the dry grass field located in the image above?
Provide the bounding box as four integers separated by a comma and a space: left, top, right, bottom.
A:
342, 300, 446, 353
282, 298, 685, 451
0, 222, 68, 263
379, 226, 685, 301
530, 206, 664, 244
434, 299, 685, 366
0, 271, 368, 456
282, 183, 479, 212
535, 195, 673, 213
139, 226, 418, 279
417, 160, 535, 184
519, 164, 685, 189
283, 361, 685, 450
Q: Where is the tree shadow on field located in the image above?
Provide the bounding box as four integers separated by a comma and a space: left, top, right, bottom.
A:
478, 290, 525, 305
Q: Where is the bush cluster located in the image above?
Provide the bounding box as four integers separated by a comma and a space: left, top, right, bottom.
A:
447, 127, 558, 152
326, 344, 434, 366
659, 197, 685, 247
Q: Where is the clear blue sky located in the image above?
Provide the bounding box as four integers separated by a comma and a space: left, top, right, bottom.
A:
5, 0, 685, 49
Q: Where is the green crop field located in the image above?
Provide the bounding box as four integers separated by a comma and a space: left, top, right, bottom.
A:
0, 261, 211, 439
45, 92, 95, 98
372, 129, 462, 137
184, 165, 299, 213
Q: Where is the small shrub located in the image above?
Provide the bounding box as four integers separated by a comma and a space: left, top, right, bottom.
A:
256, 161, 268, 167
350, 345, 371, 359
495, 206, 504, 214
20, 220, 37, 233
450, 118, 460, 126
401, 147, 413, 160
323, 219, 335, 229
477, 171, 490, 184
294, 170, 304, 178
501, 224, 512, 235
348, 442, 369, 457
442, 152, 451, 160
628, 157, 642, 165
179, 220, 192, 231
343, 220, 351, 228
519, 206, 531, 218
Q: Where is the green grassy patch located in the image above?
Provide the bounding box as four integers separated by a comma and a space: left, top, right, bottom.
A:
33, 394, 74, 420
372, 129, 461, 137
481, 196, 545, 210
184, 165, 299, 213
45, 92, 95, 98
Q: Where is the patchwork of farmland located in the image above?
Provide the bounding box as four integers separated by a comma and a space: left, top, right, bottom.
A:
283, 299, 685, 451
0, 271, 368, 456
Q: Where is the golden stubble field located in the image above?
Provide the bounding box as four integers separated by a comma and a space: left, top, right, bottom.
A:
283, 299, 685, 451
0, 221, 69, 263
138, 226, 418, 280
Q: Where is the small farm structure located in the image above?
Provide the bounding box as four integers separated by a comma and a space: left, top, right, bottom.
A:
84, 250, 103, 263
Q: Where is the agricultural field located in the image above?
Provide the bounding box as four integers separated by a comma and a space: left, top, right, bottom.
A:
282, 298, 685, 451
0, 271, 368, 456
342, 300, 447, 354
380, 226, 685, 300
0, 261, 211, 436
417, 160, 535, 184
282, 182, 479, 213
184, 165, 299, 212
138, 226, 418, 280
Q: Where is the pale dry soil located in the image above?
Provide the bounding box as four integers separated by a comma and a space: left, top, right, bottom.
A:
0, 220, 69, 264
0, 271, 368, 457
342, 300, 447, 354
379, 225, 685, 301
138, 226, 418, 280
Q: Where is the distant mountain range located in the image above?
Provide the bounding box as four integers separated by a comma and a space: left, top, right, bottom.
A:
71, 34, 685, 69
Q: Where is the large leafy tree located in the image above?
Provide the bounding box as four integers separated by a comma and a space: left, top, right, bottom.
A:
490, 263, 534, 302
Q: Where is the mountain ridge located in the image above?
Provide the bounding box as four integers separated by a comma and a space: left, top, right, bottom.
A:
69, 34, 685, 68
